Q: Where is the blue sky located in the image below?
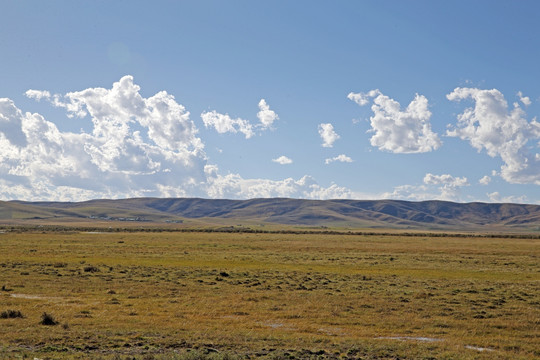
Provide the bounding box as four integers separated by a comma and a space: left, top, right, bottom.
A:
1, 1, 539, 203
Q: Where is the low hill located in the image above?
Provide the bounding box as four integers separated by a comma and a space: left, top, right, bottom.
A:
1, 198, 540, 232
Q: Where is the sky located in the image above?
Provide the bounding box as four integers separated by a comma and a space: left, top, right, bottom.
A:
1, 1, 540, 203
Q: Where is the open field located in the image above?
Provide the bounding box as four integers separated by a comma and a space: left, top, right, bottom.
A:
0, 230, 538, 359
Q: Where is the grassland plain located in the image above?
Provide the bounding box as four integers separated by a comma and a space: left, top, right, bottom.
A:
0, 231, 538, 359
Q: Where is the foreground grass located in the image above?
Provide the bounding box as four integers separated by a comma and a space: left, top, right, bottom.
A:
0, 231, 538, 359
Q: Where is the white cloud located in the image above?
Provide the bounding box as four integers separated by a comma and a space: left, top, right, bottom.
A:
257, 99, 278, 128
204, 171, 353, 200
201, 110, 254, 139
0, 99, 28, 148
517, 91, 531, 106
2, 76, 207, 200
479, 175, 491, 185
382, 173, 469, 202
325, 154, 353, 164
24, 89, 51, 101
203, 165, 364, 201
423, 173, 469, 201
348, 89, 441, 153
447, 87, 540, 185
487, 191, 528, 204
347, 89, 381, 106
382, 184, 435, 202
272, 155, 293, 165
202, 99, 278, 138
1, 76, 357, 201
383, 184, 461, 202
318, 123, 340, 148
423, 173, 469, 187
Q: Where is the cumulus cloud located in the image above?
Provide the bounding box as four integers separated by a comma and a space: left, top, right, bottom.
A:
381, 184, 435, 202
487, 191, 528, 204
204, 169, 353, 200
2, 76, 207, 200
318, 123, 340, 148
202, 99, 278, 138
325, 154, 353, 164
24, 89, 51, 101
1, 77, 354, 201
423, 173, 469, 187
382, 173, 469, 202
447, 87, 540, 185
517, 91, 531, 106
423, 173, 469, 201
257, 99, 278, 128
348, 89, 441, 153
479, 175, 491, 185
347, 89, 381, 106
201, 110, 254, 139
0, 99, 28, 148
272, 155, 293, 165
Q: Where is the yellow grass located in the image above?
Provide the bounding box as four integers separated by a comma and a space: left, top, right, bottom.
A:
0, 231, 538, 359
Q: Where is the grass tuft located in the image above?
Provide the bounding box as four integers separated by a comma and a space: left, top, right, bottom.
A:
40, 312, 58, 325
0, 309, 23, 319
83, 265, 100, 272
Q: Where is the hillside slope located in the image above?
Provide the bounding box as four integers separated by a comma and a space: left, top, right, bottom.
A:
1, 198, 540, 231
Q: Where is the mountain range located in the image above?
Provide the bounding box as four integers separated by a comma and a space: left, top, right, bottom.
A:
1, 198, 540, 232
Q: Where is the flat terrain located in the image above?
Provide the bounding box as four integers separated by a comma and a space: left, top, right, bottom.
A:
0, 231, 538, 359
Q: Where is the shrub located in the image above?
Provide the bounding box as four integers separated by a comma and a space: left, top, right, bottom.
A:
40, 312, 58, 325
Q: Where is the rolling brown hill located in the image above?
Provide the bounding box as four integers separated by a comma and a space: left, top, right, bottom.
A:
1, 197, 540, 232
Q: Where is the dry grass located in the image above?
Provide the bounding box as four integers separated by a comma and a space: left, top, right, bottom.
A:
0, 231, 538, 359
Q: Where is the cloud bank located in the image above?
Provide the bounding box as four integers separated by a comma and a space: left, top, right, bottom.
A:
382, 173, 469, 202
487, 191, 528, 204
2, 78, 538, 203
0, 76, 351, 201
204, 166, 353, 199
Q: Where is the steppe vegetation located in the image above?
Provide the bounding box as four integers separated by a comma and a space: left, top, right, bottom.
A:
0, 230, 538, 359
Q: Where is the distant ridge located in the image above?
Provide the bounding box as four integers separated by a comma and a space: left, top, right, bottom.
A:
1, 198, 540, 232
